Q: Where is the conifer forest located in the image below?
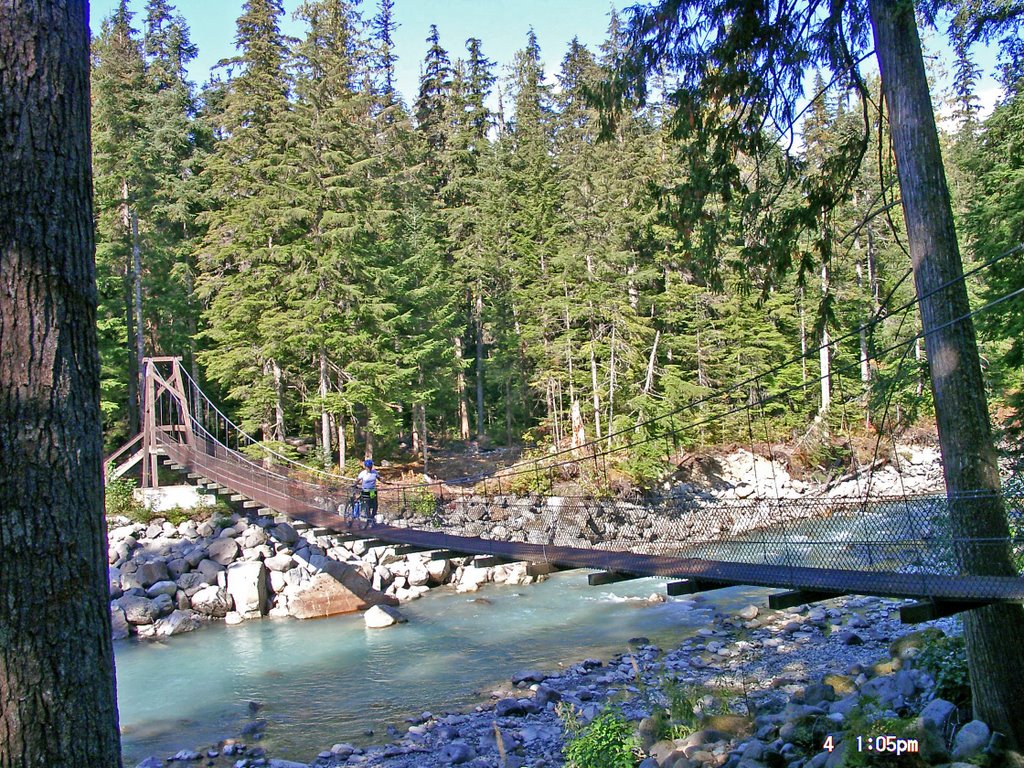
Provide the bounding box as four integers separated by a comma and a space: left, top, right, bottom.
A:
91, 0, 1024, 480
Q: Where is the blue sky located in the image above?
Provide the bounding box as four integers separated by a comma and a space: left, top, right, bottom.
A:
89, 1, 1005, 121
88, 0, 633, 105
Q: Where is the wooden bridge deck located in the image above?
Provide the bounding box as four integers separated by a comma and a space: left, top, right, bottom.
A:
153, 436, 1024, 608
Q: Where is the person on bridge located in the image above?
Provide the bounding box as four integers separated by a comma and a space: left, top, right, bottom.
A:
354, 459, 383, 527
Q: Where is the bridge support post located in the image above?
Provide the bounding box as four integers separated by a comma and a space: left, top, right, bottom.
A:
141, 360, 158, 488
588, 571, 642, 586
900, 599, 997, 624
768, 589, 848, 610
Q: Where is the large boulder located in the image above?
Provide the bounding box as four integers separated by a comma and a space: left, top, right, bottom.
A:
364, 604, 407, 629
190, 585, 233, 618
184, 546, 208, 568
118, 595, 161, 626
151, 593, 174, 616
287, 562, 396, 620
271, 522, 299, 545
136, 560, 170, 588
952, 720, 991, 762
227, 561, 268, 620
108, 566, 123, 599
196, 558, 225, 582
145, 580, 177, 598
176, 571, 211, 595
406, 558, 430, 587
288, 573, 363, 619
154, 609, 201, 637
240, 526, 269, 549
264, 554, 296, 572
166, 557, 189, 579
110, 605, 131, 639
425, 559, 450, 584
455, 565, 489, 593
207, 537, 240, 566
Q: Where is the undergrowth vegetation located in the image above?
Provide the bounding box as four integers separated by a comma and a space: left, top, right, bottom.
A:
559, 705, 639, 768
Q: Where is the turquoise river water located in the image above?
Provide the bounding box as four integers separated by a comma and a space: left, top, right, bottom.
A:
116, 572, 765, 764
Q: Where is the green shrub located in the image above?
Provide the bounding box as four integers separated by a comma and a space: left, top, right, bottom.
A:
406, 487, 439, 519
161, 505, 193, 526
499, 468, 553, 497
561, 706, 640, 768
915, 634, 971, 707
105, 477, 148, 521
839, 705, 927, 768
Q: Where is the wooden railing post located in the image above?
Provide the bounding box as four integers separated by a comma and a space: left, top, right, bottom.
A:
142, 359, 160, 488
141, 358, 152, 488
167, 357, 194, 449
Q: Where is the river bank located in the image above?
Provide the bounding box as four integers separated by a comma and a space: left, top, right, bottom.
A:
117, 443, 1019, 767
128, 587, 1001, 768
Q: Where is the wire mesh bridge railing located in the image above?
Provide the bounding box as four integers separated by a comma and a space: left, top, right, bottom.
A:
128, 357, 1024, 616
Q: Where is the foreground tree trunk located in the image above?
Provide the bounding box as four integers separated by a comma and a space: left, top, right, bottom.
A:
0, 2, 123, 765
869, 0, 1024, 746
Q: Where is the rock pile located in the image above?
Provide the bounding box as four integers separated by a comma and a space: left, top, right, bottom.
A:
130, 581, 1015, 768
287, 597, 993, 768
130, 587, 1008, 768
376, 445, 955, 561
108, 513, 541, 640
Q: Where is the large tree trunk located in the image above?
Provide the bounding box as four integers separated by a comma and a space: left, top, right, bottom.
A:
869, 0, 1024, 746
131, 210, 144, 403
0, 2, 123, 765
474, 293, 485, 439
818, 260, 831, 417
319, 348, 331, 465
455, 335, 470, 440
272, 358, 285, 441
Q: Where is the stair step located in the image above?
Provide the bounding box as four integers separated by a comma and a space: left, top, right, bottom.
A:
291, 521, 312, 531
242, 500, 261, 509
229, 494, 246, 502
217, 487, 233, 496
168, 463, 184, 471
187, 473, 205, 480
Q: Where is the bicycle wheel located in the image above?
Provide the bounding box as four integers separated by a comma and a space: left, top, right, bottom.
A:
342, 497, 358, 524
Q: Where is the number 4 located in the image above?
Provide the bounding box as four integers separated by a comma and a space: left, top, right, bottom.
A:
823, 736, 835, 753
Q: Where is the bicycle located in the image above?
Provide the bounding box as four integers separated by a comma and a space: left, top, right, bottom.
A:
342, 491, 362, 527
343, 489, 377, 529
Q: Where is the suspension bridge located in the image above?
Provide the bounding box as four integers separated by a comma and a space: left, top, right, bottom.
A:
105, 357, 1024, 624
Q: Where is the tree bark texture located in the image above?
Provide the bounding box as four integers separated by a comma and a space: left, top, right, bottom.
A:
454, 335, 470, 440
869, 0, 1024, 745
0, 2, 123, 766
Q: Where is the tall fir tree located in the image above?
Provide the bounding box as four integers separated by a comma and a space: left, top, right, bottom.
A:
196, 0, 296, 439
91, 0, 149, 444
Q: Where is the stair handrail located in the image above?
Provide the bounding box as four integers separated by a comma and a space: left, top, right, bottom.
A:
171, 363, 358, 484
102, 432, 144, 480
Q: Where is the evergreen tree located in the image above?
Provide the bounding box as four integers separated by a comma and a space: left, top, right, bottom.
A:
964, 75, 1024, 436
415, 24, 453, 172
286, 0, 373, 463
196, 0, 296, 439
447, 37, 497, 439
608, 0, 1024, 744
141, 0, 203, 374
91, 0, 149, 443
494, 29, 559, 441
369, 0, 398, 99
